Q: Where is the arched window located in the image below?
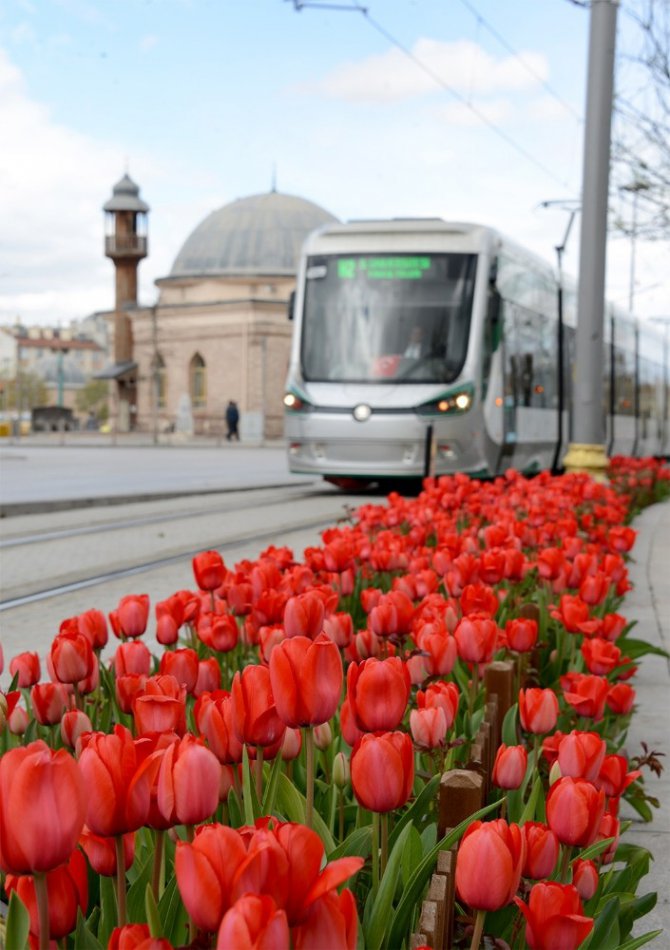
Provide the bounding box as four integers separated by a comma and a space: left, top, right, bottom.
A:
152, 352, 167, 409
190, 353, 206, 408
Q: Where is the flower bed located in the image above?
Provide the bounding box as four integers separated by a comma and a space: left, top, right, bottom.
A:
1, 457, 669, 950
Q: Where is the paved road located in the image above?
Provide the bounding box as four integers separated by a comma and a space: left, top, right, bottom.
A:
0, 442, 313, 508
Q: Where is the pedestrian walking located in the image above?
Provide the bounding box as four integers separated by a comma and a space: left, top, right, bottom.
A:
225, 400, 240, 441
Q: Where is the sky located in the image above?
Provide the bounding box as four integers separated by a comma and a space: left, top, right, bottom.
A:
0, 0, 668, 329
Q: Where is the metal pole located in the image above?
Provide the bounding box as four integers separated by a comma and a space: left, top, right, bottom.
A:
151, 305, 159, 445
563, 0, 619, 479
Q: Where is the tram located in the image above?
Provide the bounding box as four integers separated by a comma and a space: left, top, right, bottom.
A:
283, 219, 669, 488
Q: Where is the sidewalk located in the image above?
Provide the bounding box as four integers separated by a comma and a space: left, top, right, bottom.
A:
622, 499, 670, 937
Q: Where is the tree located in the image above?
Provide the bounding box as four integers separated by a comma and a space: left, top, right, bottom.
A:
612, 0, 670, 240
0, 372, 48, 412
75, 379, 109, 422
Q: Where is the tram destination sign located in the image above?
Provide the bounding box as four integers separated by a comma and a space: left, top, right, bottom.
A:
337, 256, 433, 280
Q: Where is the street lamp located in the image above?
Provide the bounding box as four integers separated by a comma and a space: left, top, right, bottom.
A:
621, 179, 651, 315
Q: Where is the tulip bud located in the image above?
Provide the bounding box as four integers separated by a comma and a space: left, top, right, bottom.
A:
333, 751, 350, 789
280, 728, 302, 761
8, 706, 29, 735
61, 709, 93, 749
549, 760, 563, 785
313, 721, 332, 751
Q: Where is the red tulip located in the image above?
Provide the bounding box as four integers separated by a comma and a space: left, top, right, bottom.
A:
518, 688, 559, 735
217, 894, 290, 949
460, 583, 499, 617
351, 731, 414, 813
114, 640, 152, 677
606, 682, 635, 714
455, 819, 525, 911
346, 657, 410, 732
409, 706, 448, 751
322, 612, 354, 648
231, 665, 286, 748
153, 734, 221, 826
195, 691, 243, 763
5, 848, 88, 942
50, 630, 95, 684
110, 594, 150, 639
595, 754, 641, 799
572, 859, 599, 901
78, 725, 151, 836
417, 681, 460, 729
175, 824, 248, 932
581, 638, 621, 676
159, 648, 199, 694
505, 617, 538, 653
31, 682, 70, 725
269, 633, 343, 728
80, 827, 135, 876
521, 822, 559, 880
546, 777, 606, 847
198, 611, 239, 652
193, 550, 226, 591
454, 614, 499, 664
134, 690, 186, 737
557, 731, 606, 782
367, 590, 414, 638
194, 658, 222, 697
561, 673, 609, 721
514, 882, 593, 950
0, 741, 86, 874
76, 608, 109, 649
292, 888, 358, 950
492, 744, 528, 790
284, 591, 325, 639
116, 673, 148, 714
109, 924, 173, 950
60, 709, 93, 748
9, 651, 41, 687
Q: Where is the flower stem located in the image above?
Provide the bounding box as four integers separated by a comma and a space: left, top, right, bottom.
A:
34, 872, 50, 950
470, 908, 486, 950
380, 812, 389, 877
372, 812, 380, 892
255, 747, 264, 803
152, 829, 165, 902
305, 726, 315, 829
115, 835, 127, 927
560, 844, 573, 883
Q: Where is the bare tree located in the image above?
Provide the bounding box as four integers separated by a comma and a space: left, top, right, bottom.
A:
611, 0, 670, 240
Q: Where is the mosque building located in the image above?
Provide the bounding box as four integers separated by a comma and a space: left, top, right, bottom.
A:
100, 174, 337, 438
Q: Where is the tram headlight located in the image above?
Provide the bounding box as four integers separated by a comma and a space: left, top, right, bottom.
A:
417, 384, 474, 416
283, 391, 311, 412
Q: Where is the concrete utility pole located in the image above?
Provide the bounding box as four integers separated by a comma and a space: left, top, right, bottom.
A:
563, 0, 619, 479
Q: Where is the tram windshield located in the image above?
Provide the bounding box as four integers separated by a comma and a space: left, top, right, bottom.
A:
301, 252, 477, 383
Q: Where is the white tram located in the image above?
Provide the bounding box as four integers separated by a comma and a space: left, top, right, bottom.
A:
283, 219, 669, 488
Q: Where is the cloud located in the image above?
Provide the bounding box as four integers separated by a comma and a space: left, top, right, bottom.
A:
140, 34, 159, 52
433, 97, 512, 128
302, 39, 548, 103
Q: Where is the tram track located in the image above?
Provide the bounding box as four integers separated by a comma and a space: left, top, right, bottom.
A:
0, 484, 327, 549
0, 510, 339, 612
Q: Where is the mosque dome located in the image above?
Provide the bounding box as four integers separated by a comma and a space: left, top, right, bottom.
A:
169, 191, 338, 278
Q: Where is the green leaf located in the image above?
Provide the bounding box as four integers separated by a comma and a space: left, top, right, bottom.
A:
388, 774, 440, 851
158, 876, 188, 947
583, 896, 620, 950
145, 883, 161, 938
227, 787, 244, 828
98, 874, 118, 947
261, 748, 285, 817
275, 773, 335, 853
328, 825, 373, 862
572, 836, 616, 864
74, 907, 104, 950
365, 822, 414, 950
126, 852, 153, 924
502, 703, 519, 746
242, 746, 260, 825
401, 824, 424, 887
5, 889, 30, 950
614, 637, 669, 660
387, 798, 502, 949
519, 775, 544, 824
616, 930, 664, 950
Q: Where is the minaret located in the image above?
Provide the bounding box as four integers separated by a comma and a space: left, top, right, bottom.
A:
103, 174, 149, 430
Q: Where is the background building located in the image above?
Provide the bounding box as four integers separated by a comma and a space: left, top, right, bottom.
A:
103, 180, 337, 438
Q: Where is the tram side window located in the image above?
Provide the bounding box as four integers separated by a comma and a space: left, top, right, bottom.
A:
613, 346, 635, 416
